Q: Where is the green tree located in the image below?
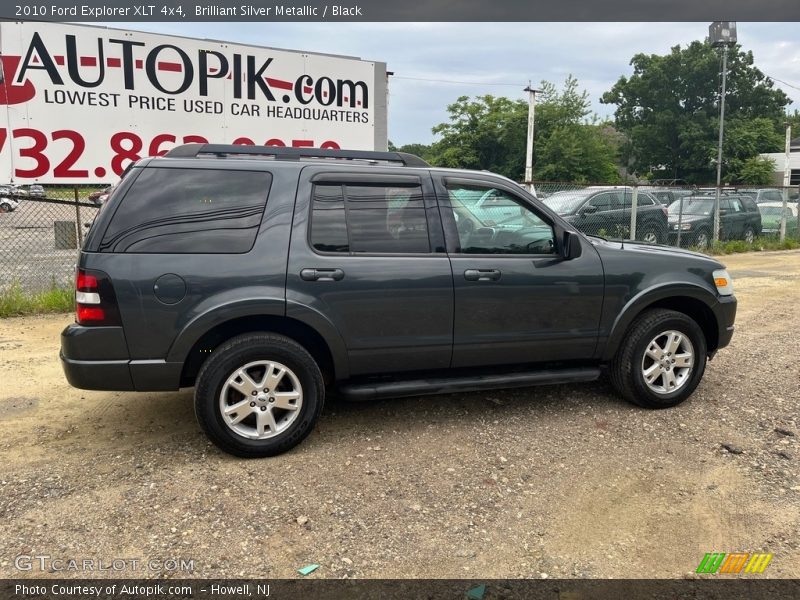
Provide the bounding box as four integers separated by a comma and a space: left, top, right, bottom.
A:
736, 155, 775, 185
427, 95, 528, 179
427, 76, 621, 182
601, 41, 790, 183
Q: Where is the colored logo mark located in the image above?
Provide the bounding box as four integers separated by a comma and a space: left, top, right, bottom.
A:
696, 552, 773, 574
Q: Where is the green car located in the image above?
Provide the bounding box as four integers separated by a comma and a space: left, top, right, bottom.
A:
758, 202, 799, 235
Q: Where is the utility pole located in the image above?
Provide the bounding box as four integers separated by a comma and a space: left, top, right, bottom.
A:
709, 21, 737, 244
523, 83, 542, 194
781, 122, 792, 242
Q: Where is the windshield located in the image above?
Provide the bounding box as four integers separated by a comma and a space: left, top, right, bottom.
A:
541, 191, 591, 215
668, 197, 715, 216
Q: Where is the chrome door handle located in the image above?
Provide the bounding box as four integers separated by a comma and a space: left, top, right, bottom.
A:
300, 268, 345, 282
464, 269, 501, 281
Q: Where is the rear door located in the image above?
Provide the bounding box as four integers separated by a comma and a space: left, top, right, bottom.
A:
623, 190, 663, 241
724, 196, 747, 239
286, 167, 454, 376
434, 175, 605, 368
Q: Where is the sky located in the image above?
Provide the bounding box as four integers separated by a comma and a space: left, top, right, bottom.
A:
113, 22, 800, 146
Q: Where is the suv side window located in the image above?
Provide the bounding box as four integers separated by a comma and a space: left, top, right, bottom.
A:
98, 167, 271, 253
310, 183, 430, 254
445, 184, 555, 255
740, 196, 758, 212
728, 197, 743, 212
589, 192, 619, 212
623, 191, 655, 206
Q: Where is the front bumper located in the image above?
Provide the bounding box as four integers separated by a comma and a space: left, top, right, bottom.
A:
713, 294, 737, 351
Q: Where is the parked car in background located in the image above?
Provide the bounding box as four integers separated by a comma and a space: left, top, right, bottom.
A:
757, 202, 799, 235
452, 187, 525, 224
646, 188, 695, 206
87, 186, 113, 206
0, 196, 19, 213
668, 194, 762, 248
9, 184, 28, 197
738, 188, 785, 205
542, 187, 669, 243
28, 184, 45, 198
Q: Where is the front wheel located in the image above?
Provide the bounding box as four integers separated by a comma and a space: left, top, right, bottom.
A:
194, 333, 324, 457
743, 226, 754, 244
0, 202, 11, 213
609, 309, 707, 409
692, 229, 710, 249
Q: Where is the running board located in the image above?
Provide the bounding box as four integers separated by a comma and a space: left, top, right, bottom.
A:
337, 367, 601, 402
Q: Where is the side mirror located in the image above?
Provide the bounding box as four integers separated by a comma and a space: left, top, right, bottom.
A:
719, 209, 728, 216
563, 230, 583, 260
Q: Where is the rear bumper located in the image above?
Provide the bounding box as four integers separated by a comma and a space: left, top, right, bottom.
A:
61, 324, 181, 391
61, 353, 136, 390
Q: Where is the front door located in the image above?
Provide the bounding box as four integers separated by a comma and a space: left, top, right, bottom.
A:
435, 176, 605, 368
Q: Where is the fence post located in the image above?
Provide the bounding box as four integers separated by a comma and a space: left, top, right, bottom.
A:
676, 196, 685, 247
74, 187, 83, 247
629, 185, 638, 241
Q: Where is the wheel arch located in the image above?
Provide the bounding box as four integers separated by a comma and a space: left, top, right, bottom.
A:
177, 314, 345, 388
602, 285, 720, 361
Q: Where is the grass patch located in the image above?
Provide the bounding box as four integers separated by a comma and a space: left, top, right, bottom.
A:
0, 283, 74, 318
703, 236, 800, 256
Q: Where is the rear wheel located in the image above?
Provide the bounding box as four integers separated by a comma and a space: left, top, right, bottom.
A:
743, 226, 754, 244
0, 202, 11, 213
639, 225, 660, 244
194, 333, 324, 457
609, 309, 707, 409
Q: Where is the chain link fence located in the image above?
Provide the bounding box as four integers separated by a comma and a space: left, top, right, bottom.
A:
533, 182, 800, 249
1, 181, 799, 294
0, 186, 103, 292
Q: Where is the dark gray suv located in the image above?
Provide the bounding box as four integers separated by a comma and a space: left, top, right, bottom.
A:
61, 145, 737, 457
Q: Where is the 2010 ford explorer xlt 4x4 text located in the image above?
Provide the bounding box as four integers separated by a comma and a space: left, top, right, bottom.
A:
61, 145, 737, 457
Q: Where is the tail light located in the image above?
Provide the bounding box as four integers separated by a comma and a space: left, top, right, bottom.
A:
75, 268, 121, 326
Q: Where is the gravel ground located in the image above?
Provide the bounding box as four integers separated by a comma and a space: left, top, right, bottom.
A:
0, 250, 798, 580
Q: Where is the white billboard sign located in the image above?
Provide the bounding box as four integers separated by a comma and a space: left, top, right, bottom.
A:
0, 22, 385, 183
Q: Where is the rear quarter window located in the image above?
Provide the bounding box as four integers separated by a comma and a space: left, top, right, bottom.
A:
740, 197, 758, 213
98, 168, 271, 253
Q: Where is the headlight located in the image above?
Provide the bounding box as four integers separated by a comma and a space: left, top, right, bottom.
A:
712, 269, 734, 296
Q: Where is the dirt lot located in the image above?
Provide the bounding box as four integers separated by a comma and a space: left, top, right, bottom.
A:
0, 250, 798, 580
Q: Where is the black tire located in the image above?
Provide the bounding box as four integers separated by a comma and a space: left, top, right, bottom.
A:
743, 226, 754, 244
692, 228, 710, 249
194, 332, 324, 457
609, 309, 707, 409
0, 202, 10, 213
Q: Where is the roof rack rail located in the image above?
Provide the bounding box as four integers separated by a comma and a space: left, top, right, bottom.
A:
164, 143, 431, 168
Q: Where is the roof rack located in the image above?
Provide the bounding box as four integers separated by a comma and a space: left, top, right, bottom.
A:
164, 143, 430, 168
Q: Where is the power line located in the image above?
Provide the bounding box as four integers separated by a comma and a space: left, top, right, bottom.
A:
391, 75, 523, 87
764, 73, 800, 93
